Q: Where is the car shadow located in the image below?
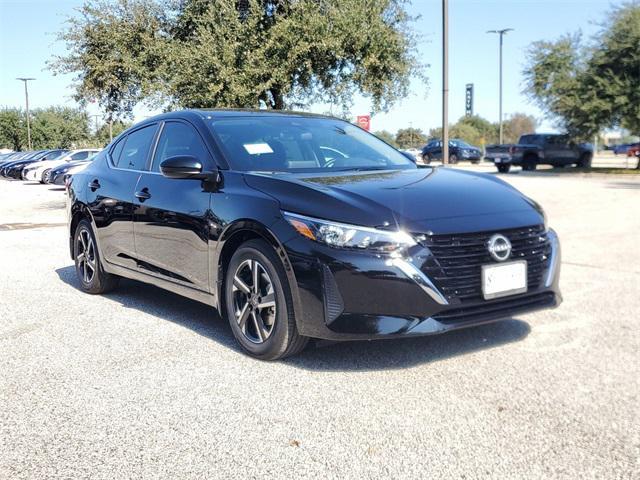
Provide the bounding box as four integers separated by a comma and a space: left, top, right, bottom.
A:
56, 265, 531, 372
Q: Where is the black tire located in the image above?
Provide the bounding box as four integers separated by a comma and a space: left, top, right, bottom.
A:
422, 154, 431, 165
578, 153, 592, 168
40, 169, 51, 184
224, 239, 308, 360
497, 164, 511, 173
522, 155, 537, 171
449, 154, 458, 164
471, 159, 480, 164
74, 219, 119, 294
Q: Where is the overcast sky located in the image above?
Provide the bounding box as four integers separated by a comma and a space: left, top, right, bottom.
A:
0, 0, 612, 134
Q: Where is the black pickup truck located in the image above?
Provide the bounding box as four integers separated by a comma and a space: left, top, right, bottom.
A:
485, 134, 594, 173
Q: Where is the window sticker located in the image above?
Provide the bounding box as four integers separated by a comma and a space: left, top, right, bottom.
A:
243, 143, 274, 155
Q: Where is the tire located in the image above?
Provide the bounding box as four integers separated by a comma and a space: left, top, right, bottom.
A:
224, 239, 308, 360
422, 154, 431, 165
449, 154, 458, 164
40, 169, 51, 184
578, 153, 592, 168
522, 155, 537, 171
497, 164, 511, 173
74, 219, 119, 294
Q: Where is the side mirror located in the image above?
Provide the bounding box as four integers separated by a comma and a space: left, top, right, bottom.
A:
400, 151, 417, 163
160, 155, 204, 179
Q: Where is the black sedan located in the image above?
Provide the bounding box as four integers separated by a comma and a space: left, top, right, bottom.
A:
46, 159, 90, 185
1, 149, 67, 179
67, 110, 561, 360
421, 139, 482, 164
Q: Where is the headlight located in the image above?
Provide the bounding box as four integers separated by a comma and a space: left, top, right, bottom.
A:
283, 212, 416, 254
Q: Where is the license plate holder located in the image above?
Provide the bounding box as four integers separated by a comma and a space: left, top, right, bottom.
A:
482, 260, 527, 300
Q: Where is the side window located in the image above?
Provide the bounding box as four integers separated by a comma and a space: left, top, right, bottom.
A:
152, 122, 209, 172
119, 125, 157, 171
110, 137, 126, 166
71, 151, 89, 160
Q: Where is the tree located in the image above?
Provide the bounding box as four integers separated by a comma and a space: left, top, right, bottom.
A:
523, 3, 640, 145
0, 108, 27, 151
52, 0, 424, 114
50, 0, 165, 122
457, 115, 498, 145
373, 130, 398, 147
30, 107, 91, 149
395, 127, 427, 149
94, 120, 131, 147
502, 113, 537, 144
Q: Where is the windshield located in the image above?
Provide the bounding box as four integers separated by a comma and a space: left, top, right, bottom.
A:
208, 116, 416, 172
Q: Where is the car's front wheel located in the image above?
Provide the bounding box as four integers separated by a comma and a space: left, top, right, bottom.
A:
422, 154, 431, 164
74, 219, 119, 294
225, 239, 308, 360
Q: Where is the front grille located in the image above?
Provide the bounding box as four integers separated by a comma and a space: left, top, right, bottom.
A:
433, 292, 556, 324
418, 225, 551, 304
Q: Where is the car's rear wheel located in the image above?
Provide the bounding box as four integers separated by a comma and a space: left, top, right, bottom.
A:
578, 153, 592, 168
522, 155, 537, 171
225, 239, 308, 360
497, 164, 511, 173
449, 154, 458, 164
422, 154, 431, 164
74, 219, 119, 294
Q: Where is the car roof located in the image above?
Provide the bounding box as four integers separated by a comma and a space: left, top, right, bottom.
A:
138, 108, 337, 126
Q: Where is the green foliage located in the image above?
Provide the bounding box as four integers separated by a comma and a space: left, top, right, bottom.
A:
51, 0, 424, 117
502, 113, 537, 144
457, 115, 498, 145
373, 130, 398, 147
0, 108, 27, 151
426, 113, 536, 147
49, 0, 165, 120
95, 120, 132, 147
523, 3, 640, 140
30, 107, 92, 149
0, 107, 94, 150
395, 127, 427, 148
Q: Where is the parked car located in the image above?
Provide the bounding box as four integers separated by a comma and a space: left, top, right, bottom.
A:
1, 149, 69, 179
1, 150, 47, 178
421, 139, 482, 164
48, 158, 94, 185
485, 134, 593, 172
23, 149, 99, 183
613, 143, 639, 155
67, 110, 561, 360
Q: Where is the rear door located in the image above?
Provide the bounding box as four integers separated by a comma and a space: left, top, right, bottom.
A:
132, 120, 213, 292
87, 124, 158, 270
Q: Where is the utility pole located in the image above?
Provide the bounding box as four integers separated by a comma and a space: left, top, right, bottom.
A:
442, 0, 449, 165
90, 114, 101, 136
16, 78, 36, 150
487, 28, 513, 145
409, 121, 414, 148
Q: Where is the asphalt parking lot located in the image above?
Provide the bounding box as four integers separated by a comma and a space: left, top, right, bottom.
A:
1, 169, 639, 479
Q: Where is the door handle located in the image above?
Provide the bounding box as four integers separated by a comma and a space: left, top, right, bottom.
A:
88, 179, 100, 191
135, 187, 151, 202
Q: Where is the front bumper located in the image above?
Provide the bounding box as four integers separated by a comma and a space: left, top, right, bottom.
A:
284, 230, 562, 341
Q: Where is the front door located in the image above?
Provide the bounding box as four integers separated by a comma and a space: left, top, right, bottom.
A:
132, 120, 213, 292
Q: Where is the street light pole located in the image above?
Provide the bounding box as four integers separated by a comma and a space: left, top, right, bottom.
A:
16, 78, 36, 150
487, 29, 512, 144
442, 0, 449, 165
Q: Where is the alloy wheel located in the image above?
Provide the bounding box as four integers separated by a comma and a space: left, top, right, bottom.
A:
232, 259, 277, 344
76, 228, 97, 284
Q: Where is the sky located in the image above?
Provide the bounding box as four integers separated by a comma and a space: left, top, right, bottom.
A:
0, 0, 613, 135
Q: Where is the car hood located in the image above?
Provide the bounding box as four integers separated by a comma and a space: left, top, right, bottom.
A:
244, 168, 544, 234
